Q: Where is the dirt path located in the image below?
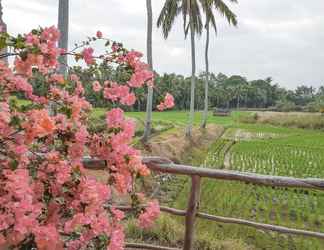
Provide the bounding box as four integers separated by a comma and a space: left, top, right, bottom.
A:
144, 124, 225, 163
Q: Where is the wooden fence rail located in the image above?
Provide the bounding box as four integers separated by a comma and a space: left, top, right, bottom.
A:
83, 157, 324, 250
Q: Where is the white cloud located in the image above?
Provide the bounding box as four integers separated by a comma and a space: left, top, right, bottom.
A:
2, 0, 324, 88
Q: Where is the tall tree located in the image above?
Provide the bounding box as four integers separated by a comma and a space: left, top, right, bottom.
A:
142, 0, 154, 142
58, 0, 69, 75
0, 0, 8, 65
158, 0, 203, 137
201, 0, 237, 128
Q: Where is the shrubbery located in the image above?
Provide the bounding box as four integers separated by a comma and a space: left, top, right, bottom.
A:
0, 26, 173, 249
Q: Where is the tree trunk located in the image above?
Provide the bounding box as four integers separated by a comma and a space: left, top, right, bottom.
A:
58, 0, 69, 75
201, 24, 210, 129
142, 0, 154, 142
237, 93, 240, 110
0, 0, 8, 65
186, 21, 196, 137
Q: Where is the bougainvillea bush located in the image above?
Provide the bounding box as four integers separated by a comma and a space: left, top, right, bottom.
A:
0, 26, 172, 249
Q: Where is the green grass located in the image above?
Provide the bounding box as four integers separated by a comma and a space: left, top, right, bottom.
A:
92, 108, 240, 127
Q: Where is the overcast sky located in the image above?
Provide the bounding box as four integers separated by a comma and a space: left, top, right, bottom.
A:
2, 0, 324, 89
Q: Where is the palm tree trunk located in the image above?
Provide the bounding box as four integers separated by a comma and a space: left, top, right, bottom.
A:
58, 0, 69, 75
0, 0, 8, 65
201, 24, 210, 129
142, 0, 154, 142
186, 21, 196, 137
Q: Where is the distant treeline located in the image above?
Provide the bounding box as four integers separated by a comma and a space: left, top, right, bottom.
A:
150, 72, 324, 112
28, 63, 324, 112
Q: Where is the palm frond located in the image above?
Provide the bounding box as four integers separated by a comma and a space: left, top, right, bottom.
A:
213, 0, 238, 26
157, 0, 181, 39
157, 0, 213, 39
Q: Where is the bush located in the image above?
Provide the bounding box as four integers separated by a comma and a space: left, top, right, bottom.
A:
0, 26, 163, 249
240, 111, 324, 130
275, 101, 298, 112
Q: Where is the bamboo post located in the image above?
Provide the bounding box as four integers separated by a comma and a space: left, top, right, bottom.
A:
183, 175, 201, 250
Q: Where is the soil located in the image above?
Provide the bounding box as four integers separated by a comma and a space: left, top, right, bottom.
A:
143, 124, 225, 163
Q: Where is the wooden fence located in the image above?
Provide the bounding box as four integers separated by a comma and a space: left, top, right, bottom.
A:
83, 157, 324, 250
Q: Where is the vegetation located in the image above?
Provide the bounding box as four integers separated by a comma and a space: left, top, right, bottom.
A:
240, 111, 324, 130
106, 110, 324, 249
2, 0, 324, 249
0, 26, 163, 249
36, 69, 324, 115
171, 120, 324, 250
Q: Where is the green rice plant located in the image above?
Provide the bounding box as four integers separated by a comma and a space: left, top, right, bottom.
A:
174, 124, 324, 249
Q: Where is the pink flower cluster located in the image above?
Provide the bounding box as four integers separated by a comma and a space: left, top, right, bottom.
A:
15, 26, 62, 76
96, 30, 103, 39
157, 93, 175, 111
138, 200, 161, 229
82, 47, 95, 65
125, 51, 154, 88
92, 80, 102, 92
0, 27, 161, 249
103, 81, 136, 106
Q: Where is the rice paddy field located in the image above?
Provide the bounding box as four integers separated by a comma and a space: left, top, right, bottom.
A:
171, 114, 324, 250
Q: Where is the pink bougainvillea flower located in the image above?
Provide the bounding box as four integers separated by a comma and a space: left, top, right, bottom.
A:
33, 225, 63, 250
96, 30, 103, 39
138, 200, 160, 229
106, 108, 124, 128
82, 47, 95, 65
108, 226, 125, 250
50, 73, 65, 84
164, 93, 175, 108
70, 74, 79, 82
0, 25, 160, 250
23, 109, 56, 142
92, 81, 102, 92
157, 93, 175, 111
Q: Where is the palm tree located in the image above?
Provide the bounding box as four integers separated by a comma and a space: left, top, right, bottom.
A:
158, 0, 203, 137
58, 0, 69, 75
0, 0, 8, 65
142, 0, 154, 143
201, 0, 237, 128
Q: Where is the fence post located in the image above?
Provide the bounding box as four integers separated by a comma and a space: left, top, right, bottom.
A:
183, 175, 201, 250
